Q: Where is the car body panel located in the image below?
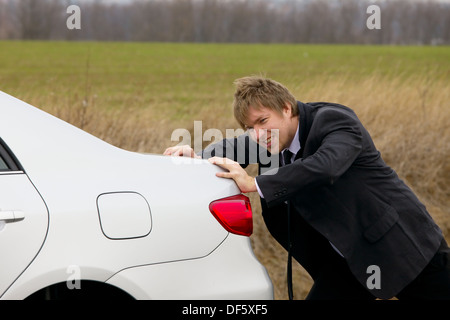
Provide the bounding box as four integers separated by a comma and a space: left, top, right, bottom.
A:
0, 91, 273, 299
106, 234, 274, 300
0, 173, 49, 296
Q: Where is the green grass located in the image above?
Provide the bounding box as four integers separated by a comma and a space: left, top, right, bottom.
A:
1, 41, 448, 120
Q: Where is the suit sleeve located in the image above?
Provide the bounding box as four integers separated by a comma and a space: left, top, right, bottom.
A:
256, 108, 363, 207
200, 132, 272, 168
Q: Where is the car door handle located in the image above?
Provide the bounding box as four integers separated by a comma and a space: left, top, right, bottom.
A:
0, 210, 25, 222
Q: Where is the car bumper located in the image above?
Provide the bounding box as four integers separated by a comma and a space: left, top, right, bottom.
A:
106, 234, 274, 300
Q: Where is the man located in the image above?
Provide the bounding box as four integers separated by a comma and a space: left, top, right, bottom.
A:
164, 76, 450, 299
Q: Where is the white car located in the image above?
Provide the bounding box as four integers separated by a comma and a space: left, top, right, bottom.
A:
0, 91, 273, 300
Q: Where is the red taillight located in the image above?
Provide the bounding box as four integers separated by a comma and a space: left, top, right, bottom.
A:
209, 194, 253, 237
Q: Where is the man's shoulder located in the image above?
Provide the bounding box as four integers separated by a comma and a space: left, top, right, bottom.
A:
305, 101, 356, 114
304, 101, 359, 123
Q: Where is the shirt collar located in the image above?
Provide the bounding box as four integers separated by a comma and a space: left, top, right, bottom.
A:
283, 125, 301, 156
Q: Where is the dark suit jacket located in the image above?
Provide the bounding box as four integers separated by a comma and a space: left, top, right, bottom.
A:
202, 101, 443, 299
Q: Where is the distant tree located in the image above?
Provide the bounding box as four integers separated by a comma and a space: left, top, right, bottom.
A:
0, 0, 448, 45
15, 0, 62, 39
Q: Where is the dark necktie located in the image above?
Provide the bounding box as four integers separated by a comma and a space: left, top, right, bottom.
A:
282, 149, 295, 299
283, 149, 294, 166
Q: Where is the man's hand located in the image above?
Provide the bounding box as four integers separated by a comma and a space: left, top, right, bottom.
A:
208, 157, 256, 193
163, 145, 201, 158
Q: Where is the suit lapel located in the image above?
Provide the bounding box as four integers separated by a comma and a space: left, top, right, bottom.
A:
296, 101, 313, 160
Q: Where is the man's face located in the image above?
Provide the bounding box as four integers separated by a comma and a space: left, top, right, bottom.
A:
244, 104, 298, 154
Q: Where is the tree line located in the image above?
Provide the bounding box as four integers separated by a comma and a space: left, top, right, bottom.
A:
0, 0, 448, 45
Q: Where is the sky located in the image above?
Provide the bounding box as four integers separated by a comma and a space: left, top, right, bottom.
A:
71, 0, 450, 3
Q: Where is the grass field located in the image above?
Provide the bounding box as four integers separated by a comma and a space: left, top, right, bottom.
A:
1, 41, 449, 299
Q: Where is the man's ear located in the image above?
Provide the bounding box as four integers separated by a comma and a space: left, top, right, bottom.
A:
283, 102, 292, 116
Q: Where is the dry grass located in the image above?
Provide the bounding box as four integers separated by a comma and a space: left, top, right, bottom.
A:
32, 73, 449, 300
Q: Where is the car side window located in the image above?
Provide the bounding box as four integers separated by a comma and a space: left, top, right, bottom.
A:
0, 155, 8, 170
0, 138, 22, 172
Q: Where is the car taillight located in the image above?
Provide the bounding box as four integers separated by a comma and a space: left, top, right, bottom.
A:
209, 194, 253, 237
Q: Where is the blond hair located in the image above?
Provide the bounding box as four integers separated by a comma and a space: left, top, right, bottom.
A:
233, 76, 298, 129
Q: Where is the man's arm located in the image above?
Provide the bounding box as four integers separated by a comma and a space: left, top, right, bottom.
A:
201, 132, 263, 168
164, 133, 259, 193
165, 132, 263, 167
164, 129, 281, 194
